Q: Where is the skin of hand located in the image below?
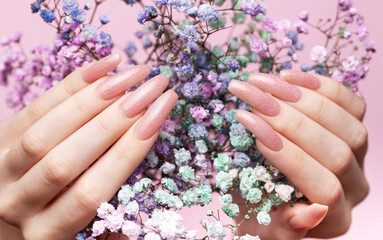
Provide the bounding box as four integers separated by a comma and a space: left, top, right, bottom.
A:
0, 54, 178, 240
228, 70, 369, 240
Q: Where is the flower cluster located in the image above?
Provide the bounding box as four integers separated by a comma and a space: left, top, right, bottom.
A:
0, 0, 375, 239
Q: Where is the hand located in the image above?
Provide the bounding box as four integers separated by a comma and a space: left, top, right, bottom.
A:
228, 70, 369, 240
0, 54, 178, 240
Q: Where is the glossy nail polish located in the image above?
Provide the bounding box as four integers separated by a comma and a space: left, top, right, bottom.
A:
135, 90, 178, 140
82, 53, 122, 83
280, 70, 321, 90
235, 110, 284, 151
248, 73, 302, 102
228, 80, 280, 116
120, 75, 169, 118
289, 203, 329, 230
97, 65, 151, 100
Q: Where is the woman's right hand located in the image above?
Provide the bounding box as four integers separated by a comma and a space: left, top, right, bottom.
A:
0, 54, 178, 240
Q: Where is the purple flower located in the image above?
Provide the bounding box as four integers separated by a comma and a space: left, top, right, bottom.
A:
186, 7, 198, 18
298, 11, 309, 22
338, 0, 353, 11
71, 9, 86, 25
174, 25, 200, 43
241, 0, 266, 17
81, 24, 97, 40
62, 0, 79, 13
99, 15, 111, 24
40, 9, 55, 23
250, 38, 267, 58
154, 0, 170, 6
5, 91, 22, 108
197, 4, 219, 22
97, 32, 112, 45
357, 25, 369, 42
125, 41, 137, 57
294, 21, 309, 34
227, 59, 240, 72
172, 0, 194, 13
137, 6, 158, 24
142, 37, 153, 49
182, 82, 199, 99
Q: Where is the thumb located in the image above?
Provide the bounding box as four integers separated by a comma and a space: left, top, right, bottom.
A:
287, 203, 328, 230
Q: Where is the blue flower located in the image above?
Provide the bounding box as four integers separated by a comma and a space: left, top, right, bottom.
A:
137, 6, 158, 24
124, 0, 136, 5
31, 2, 41, 13
197, 4, 219, 22
99, 15, 110, 24
125, 41, 137, 57
287, 30, 298, 45
227, 59, 240, 72
300, 64, 311, 72
233, 152, 250, 168
186, 7, 198, 18
81, 24, 97, 40
71, 9, 86, 25
174, 24, 200, 43
142, 37, 153, 49
188, 123, 209, 140
61, 0, 79, 13
40, 9, 55, 23
172, 0, 194, 13
154, 0, 170, 6
96, 32, 112, 45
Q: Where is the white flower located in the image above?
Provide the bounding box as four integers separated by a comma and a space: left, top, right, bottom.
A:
125, 200, 139, 215
310, 45, 327, 63
342, 55, 360, 72
241, 234, 261, 240
257, 211, 271, 225
186, 230, 197, 240
264, 181, 275, 193
121, 221, 141, 238
207, 221, 227, 240
275, 184, 294, 202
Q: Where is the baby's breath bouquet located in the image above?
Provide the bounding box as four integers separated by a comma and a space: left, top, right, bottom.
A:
0, 0, 375, 239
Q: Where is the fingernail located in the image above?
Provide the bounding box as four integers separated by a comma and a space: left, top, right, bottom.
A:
82, 53, 122, 83
280, 70, 321, 90
228, 80, 280, 117
97, 65, 151, 100
235, 110, 283, 151
135, 90, 178, 140
121, 75, 169, 118
248, 73, 302, 102
289, 203, 329, 230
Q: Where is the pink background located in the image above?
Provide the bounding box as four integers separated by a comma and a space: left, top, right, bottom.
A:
0, 0, 382, 239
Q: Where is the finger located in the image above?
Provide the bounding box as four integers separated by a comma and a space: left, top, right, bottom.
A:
7, 54, 122, 144
279, 70, 366, 121
16, 75, 169, 213
247, 74, 368, 171
3, 65, 150, 179
288, 203, 328, 230
32, 90, 178, 240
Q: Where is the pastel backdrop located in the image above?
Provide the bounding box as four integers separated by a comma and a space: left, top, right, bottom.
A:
0, 0, 382, 239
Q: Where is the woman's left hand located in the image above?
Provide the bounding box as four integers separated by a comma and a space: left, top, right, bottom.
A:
228, 70, 369, 240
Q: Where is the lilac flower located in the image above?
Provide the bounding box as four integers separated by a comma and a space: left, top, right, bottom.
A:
174, 25, 200, 43
250, 38, 268, 58
71, 9, 86, 25
137, 6, 158, 24
227, 59, 240, 72
125, 41, 137, 57
62, 0, 79, 13
81, 24, 97, 40
40, 9, 55, 23
142, 37, 153, 49
96, 32, 112, 45
262, 17, 278, 33
241, 0, 266, 17
172, 0, 194, 13
338, 0, 353, 11
186, 7, 198, 18
197, 4, 219, 22
99, 15, 111, 24
182, 81, 199, 99
298, 11, 309, 22
310, 45, 327, 63
294, 21, 309, 34
190, 106, 209, 123
357, 25, 369, 42
154, 0, 171, 6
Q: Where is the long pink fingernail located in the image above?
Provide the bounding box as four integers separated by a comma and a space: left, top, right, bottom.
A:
228, 80, 280, 116
135, 90, 178, 140
82, 53, 122, 83
248, 73, 302, 102
235, 110, 283, 151
289, 203, 329, 230
280, 70, 321, 90
97, 65, 151, 100
121, 75, 169, 118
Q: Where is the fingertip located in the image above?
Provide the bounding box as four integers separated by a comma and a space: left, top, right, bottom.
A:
288, 203, 329, 230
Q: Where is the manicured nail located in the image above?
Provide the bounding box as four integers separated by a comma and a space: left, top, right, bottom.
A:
235, 110, 283, 151
97, 65, 151, 100
82, 53, 122, 83
121, 75, 169, 118
135, 90, 178, 140
289, 203, 329, 230
248, 73, 302, 102
280, 70, 321, 90
228, 80, 280, 117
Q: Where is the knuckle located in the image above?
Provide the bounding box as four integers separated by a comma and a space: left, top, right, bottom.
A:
41, 155, 70, 186
331, 82, 343, 103
62, 77, 79, 97
20, 132, 45, 160
70, 96, 89, 119
25, 100, 45, 123
350, 124, 368, 150
332, 144, 353, 176
94, 117, 114, 137
313, 95, 328, 119
323, 180, 344, 205
74, 183, 102, 213
289, 115, 306, 136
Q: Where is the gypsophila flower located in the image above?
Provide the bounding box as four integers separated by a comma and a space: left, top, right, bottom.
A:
62, 0, 79, 13
174, 148, 192, 166
99, 15, 110, 24
81, 24, 97, 40
310, 45, 327, 63
137, 6, 158, 24
174, 25, 200, 43
71, 9, 86, 24
162, 177, 179, 193
250, 38, 268, 58
215, 171, 233, 192
241, 0, 266, 17
219, 194, 233, 206
118, 185, 135, 204
91, 220, 106, 237
190, 106, 209, 122
172, 0, 194, 13
40, 9, 55, 23
256, 211, 271, 225
233, 152, 251, 168
121, 221, 141, 238
241, 234, 261, 240
222, 203, 240, 219
182, 189, 198, 207
178, 166, 195, 182
125, 200, 139, 215
188, 123, 209, 139
195, 139, 208, 153
182, 81, 199, 99
262, 17, 278, 33
160, 162, 176, 174
97, 32, 112, 45
246, 188, 262, 204
207, 221, 226, 240
213, 153, 232, 172
197, 4, 219, 22
275, 184, 294, 202
31, 2, 41, 13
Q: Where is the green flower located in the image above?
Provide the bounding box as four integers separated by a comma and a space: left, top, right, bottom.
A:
214, 153, 232, 172
212, 114, 223, 129
257, 211, 271, 225
246, 188, 262, 204
209, 15, 227, 29
161, 178, 179, 194
222, 203, 240, 219
219, 194, 233, 206
182, 189, 198, 207
159, 65, 173, 79
195, 139, 208, 153
260, 198, 273, 213
178, 166, 195, 182
195, 184, 213, 206
118, 185, 135, 204
216, 171, 233, 192
230, 135, 253, 151
232, 12, 246, 24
